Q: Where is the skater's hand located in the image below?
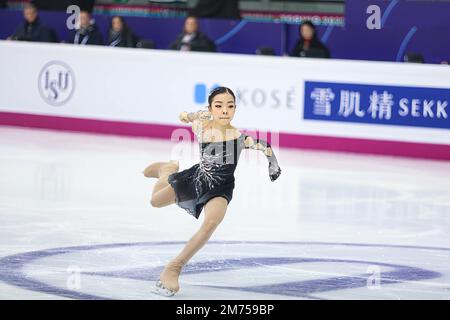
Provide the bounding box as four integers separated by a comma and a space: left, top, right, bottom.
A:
179, 112, 190, 123
268, 162, 281, 182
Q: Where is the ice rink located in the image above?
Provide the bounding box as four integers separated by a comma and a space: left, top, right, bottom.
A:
0, 126, 449, 300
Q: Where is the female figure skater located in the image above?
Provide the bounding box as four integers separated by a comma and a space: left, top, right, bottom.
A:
142, 87, 281, 296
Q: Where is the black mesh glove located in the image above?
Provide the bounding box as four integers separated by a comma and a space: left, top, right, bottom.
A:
269, 161, 281, 181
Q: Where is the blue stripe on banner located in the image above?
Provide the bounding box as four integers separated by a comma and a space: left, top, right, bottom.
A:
321, 25, 334, 44
381, 0, 399, 27
215, 20, 249, 46
396, 26, 418, 62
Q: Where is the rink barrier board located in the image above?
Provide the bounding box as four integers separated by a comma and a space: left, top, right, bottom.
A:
1, 41, 449, 160
1, 111, 449, 161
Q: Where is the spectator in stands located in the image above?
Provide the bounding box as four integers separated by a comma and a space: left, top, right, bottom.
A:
7, 3, 58, 43
191, 0, 240, 20
70, 10, 104, 46
290, 21, 330, 59
169, 16, 216, 53
107, 16, 138, 48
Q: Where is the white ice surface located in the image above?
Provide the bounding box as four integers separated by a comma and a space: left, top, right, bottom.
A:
0, 126, 449, 300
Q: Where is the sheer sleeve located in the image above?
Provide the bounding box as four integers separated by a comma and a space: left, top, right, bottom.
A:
243, 134, 281, 181
187, 109, 211, 122
189, 110, 212, 141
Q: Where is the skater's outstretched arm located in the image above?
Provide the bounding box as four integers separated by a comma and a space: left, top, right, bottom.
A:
179, 109, 212, 138
243, 134, 282, 181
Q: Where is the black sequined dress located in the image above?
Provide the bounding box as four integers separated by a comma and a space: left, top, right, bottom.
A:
168, 133, 281, 219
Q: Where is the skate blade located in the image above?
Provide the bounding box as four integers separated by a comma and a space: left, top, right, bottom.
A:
151, 280, 176, 297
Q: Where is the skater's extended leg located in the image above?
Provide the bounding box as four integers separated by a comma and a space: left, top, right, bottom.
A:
158, 196, 228, 293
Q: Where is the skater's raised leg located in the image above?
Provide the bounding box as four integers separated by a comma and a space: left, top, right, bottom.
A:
142, 162, 168, 178
150, 160, 179, 208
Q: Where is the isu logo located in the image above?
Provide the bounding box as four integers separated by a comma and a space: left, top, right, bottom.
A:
38, 61, 75, 106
